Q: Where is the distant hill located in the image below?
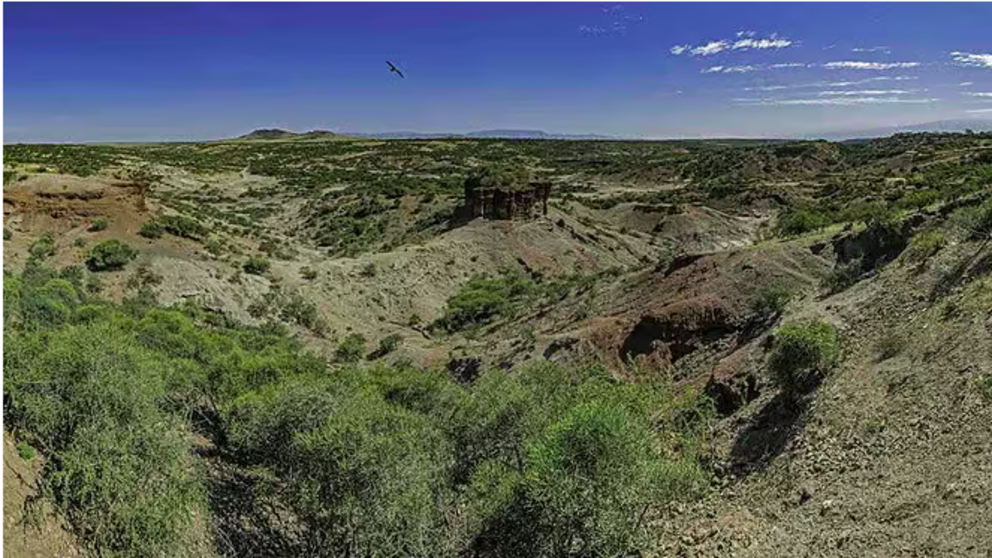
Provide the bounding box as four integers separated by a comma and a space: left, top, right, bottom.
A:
811, 119, 992, 141
235, 129, 354, 141
342, 129, 617, 140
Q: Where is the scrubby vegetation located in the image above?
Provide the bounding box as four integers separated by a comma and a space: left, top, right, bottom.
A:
436, 272, 538, 331
4, 261, 713, 557
242, 256, 270, 275
752, 283, 794, 317
87, 217, 109, 232
139, 220, 164, 239
85, 239, 138, 271
768, 320, 840, 398
903, 230, 947, 264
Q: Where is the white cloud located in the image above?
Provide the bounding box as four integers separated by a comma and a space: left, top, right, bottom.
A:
951, 52, 992, 69
967, 108, 992, 113
744, 85, 791, 92
732, 36, 793, 51
691, 41, 729, 56
701, 64, 760, 74
824, 61, 921, 70
769, 62, 811, 69
965, 92, 992, 97
852, 46, 891, 54
672, 32, 794, 57
818, 90, 914, 96
827, 76, 917, 86
961, 82, 974, 87
736, 96, 938, 107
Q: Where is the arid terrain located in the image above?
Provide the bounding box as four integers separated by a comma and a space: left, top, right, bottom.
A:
4, 131, 992, 557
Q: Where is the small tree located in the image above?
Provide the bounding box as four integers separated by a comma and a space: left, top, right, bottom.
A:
768, 320, 840, 397
85, 240, 138, 271
139, 221, 164, 239
335, 333, 367, 363
88, 218, 109, 232
243, 257, 270, 275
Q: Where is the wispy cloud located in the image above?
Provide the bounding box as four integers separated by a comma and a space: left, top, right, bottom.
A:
735, 96, 938, 107
672, 32, 794, 56
701, 64, 760, 74
827, 76, 918, 86
743, 76, 918, 92
965, 92, 992, 97
852, 46, 891, 54
818, 89, 915, 96
744, 85, 792, 92
967, 108, 992, 114
824, 61, 921, 70
961, 82, 974, 87
579, 5, 644, 37
951, 52, 992, 69
769, 62, 812, 69
691, 41, 729, 56
732, 36, 793, 51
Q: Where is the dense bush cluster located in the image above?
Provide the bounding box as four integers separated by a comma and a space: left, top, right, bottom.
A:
157, 214, 210, 241
4, 264, 713, 558
85, 239, 138, 271
436, 273, 537, 331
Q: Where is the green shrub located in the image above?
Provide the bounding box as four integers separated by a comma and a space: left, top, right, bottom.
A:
86, 240, 138, 271
19, 279, 80, 329
242, 257, 270, 275
300, 266, 318, 280
370, 333, 403, 359
139, 221, 164, 239
777, 206, 831, 236
360, 261, 377, 278
769, 320, 840, 397
3, 323, 206, 557
29, 233, 56, 260
896, 189, 939, 210
16, 441, 36, 460
335, 333, 367, 362
87, 218, 109, 232
289, 390, 455, 556
437, 273, 536, 331
753, 283, 793, 317
525, 402, 693, 556
950, 198, 992, 240
3, 227, 11, 241
280, 293, 327, 335
903, 230, 947, 264
158, 214, 209, 240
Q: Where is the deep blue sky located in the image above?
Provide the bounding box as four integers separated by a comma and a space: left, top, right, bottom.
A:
4, 2, 992, 142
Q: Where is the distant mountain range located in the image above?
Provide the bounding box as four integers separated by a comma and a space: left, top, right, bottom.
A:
233, 120, 992, 144
235, 128, 615, 141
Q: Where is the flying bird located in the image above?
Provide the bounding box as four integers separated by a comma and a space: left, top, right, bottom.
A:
386, 61, 405, 79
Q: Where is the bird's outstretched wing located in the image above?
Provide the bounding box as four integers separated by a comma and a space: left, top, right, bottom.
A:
386, 60, 405, 78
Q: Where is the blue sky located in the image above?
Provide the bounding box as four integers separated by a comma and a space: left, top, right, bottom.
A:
4, 2, 992, 142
